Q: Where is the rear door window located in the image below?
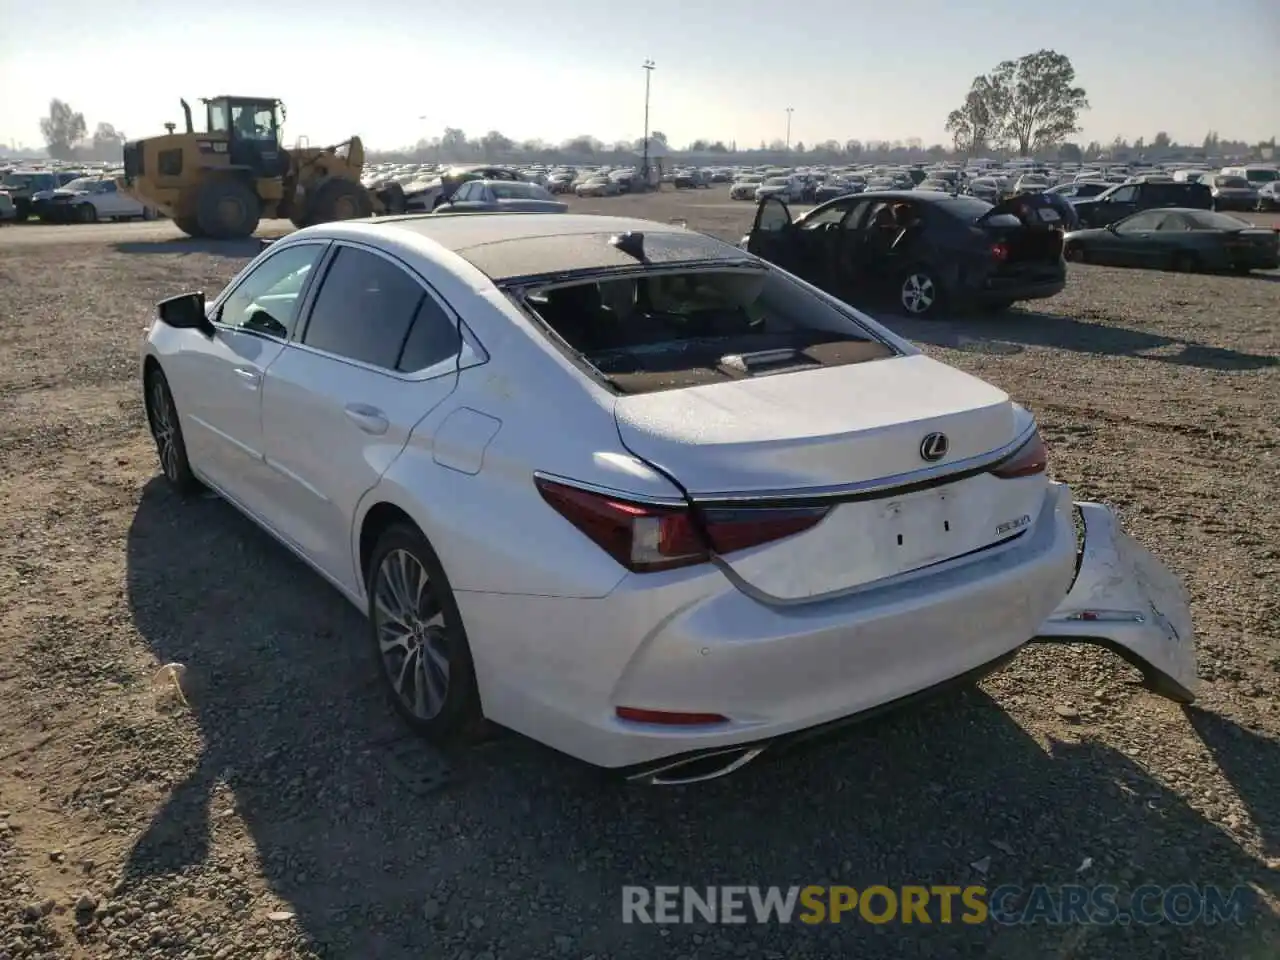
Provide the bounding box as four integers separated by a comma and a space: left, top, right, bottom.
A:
397, 295, 462, 373
300, 247, 425, 369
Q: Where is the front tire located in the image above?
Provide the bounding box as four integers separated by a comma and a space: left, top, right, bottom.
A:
367, 525, 484, 744
144, 367, 203, 497
1170, 250, 1199, 273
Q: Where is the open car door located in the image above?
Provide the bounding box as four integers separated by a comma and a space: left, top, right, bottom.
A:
745, 197, 799, 271
1033, 501, 1197, 704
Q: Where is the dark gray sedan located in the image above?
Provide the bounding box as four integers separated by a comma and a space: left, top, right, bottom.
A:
434, 180, 568, 214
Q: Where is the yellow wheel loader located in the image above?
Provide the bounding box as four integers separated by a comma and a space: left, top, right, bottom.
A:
117, 96, 406, 240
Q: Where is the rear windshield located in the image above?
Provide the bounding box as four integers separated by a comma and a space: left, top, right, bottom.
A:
2, 172, 56, 190
1244, 169, 1278, 184
1181, 210, 1252, 230
937, 195, 996, 221
1214, 177, 1250, 189
491, 182, 550, 200
522, 268, 896, 395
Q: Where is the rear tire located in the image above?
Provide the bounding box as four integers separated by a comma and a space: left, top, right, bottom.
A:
976, 299, 1015, 314
302, 178, 374, 227
196, 178, 261, 240
366, 524, 485, 745
898, 265, 945, 318
77, 203, 97, 224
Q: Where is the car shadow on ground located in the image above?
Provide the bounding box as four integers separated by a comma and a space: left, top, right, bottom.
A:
123, 479, 1280, 959
112, 238, 267, 259
883, 309, 1278, 371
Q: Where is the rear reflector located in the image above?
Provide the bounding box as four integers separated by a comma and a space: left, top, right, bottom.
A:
534, 477, 831, 573
990, 430, 1049, 479
616, 707, 729, 725
991, 243, 1010, 262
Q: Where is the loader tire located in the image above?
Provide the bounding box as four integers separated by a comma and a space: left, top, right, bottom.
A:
305, 178, 375, 226
196, 179, 261, 240
375, 181, 407, 216
174, 217, 205, 238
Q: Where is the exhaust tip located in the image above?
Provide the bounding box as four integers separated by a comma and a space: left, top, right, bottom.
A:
626, 745, 768, 787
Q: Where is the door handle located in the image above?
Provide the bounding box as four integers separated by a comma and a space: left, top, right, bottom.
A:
233, 366, 261, 386
344, 403, 390, 435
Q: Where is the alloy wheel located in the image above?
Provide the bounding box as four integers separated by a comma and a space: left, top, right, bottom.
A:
372, 548, 451, 720
901, 273, 936, 314
148, 376, 179, 482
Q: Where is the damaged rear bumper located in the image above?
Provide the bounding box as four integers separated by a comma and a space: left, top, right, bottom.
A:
623, 500, 1197, 786
1031, 500, 1197, 704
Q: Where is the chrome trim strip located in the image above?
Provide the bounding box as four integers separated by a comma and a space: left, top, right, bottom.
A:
686, 420, 1039, 505
531, 470, 688, 507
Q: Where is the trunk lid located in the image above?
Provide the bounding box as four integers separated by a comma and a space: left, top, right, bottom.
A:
977, 194, 1067, 264
613, 354, 1046, 600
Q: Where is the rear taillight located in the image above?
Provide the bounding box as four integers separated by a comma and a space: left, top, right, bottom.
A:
534, 477, 831, 573
991, 242, 1010, 262
990, 431, 1049, 479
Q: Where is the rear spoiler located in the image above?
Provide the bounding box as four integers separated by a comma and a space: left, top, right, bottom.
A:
259, 237, 277, 252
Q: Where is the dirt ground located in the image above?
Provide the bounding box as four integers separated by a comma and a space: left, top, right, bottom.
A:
1, 188, 1278, 960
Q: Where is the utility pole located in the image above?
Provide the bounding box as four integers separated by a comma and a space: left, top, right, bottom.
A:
642, 60, 655, 185
785, 107, 794, 151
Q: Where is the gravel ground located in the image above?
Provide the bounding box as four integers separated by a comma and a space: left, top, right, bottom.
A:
0, 188, 1278, 960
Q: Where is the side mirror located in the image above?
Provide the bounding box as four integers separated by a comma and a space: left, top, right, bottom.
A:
156, 291, 213, 336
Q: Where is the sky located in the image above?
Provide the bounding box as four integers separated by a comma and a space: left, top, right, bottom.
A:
1, 0, 1277, 153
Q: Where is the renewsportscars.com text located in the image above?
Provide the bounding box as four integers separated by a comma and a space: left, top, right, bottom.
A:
622, 884, 1249, 926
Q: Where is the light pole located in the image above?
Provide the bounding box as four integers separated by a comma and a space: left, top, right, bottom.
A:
785, 107, 794, 151
642, 59, 655, 184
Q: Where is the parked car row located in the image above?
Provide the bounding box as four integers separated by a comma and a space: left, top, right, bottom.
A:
0, 166, 158, 223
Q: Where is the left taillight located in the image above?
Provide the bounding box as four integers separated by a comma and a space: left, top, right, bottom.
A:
990, 430, 1049, 479
991, 242, 1010, 262
534, 477, 831, 573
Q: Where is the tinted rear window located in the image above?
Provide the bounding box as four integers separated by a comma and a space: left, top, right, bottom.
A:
522, 268, 896, 395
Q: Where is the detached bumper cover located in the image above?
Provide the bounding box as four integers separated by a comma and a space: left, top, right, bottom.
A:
1032, 501, 1197, 703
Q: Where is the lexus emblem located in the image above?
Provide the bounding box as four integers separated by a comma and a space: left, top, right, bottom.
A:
920, 432, 949, 462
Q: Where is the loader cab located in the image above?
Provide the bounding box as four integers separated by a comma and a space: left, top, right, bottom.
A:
202, 96, 289, 178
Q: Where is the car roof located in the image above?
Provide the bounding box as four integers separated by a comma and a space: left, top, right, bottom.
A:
305, 213, 747, 283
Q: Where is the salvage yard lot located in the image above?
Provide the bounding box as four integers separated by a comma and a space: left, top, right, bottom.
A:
1, 187, 1278, 960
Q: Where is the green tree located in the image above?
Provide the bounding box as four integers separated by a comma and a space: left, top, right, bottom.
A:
38, 98, 87, 160
439, 127, 468, 159
944, 76, 1004, 154
947, 50, 1089, 156
1057, 142, 1083, 163
480, 130, 512, 159
995, 50, 1089, 155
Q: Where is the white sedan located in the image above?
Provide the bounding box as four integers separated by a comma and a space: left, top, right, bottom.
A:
141, 213, 1197, 785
